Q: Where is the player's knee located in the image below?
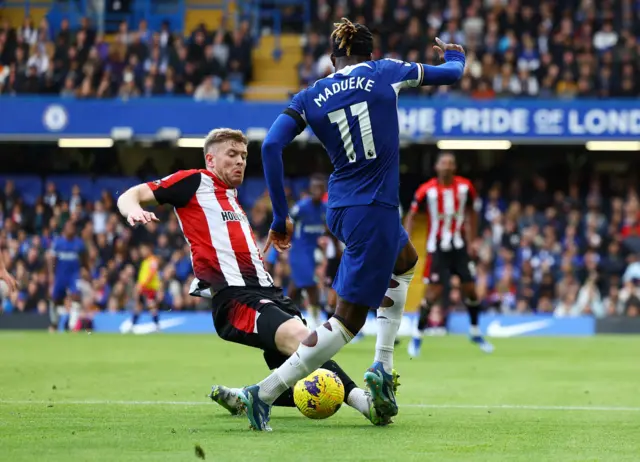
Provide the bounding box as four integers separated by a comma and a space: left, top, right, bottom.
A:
274, 318, 308, 356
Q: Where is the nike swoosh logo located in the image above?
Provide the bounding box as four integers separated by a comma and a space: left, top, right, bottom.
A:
119, 317, 186, 334
486, 319, 553, 338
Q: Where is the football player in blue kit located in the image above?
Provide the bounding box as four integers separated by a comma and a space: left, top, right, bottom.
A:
239, 18, 465, 431
287, 174, 327, 330
48, 221, 86, 330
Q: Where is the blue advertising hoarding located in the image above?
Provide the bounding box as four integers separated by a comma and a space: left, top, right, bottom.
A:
0, 97, 639, 141
91, 311, 595, 337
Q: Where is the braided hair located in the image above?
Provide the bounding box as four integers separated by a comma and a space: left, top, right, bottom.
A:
330, 18, 373, 58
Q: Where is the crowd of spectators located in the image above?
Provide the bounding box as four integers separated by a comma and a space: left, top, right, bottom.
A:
0, 16, 252, 100
1, 171, 639, 320
300, 0, 640, 98
0, 178, 204, 317
2, 0, 639, 101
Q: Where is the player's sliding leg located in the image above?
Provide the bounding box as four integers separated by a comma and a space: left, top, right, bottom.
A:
462, 281, 494, 353
261, 346, 389, 425
210, 302, 378, 428
212, 357, 389, 425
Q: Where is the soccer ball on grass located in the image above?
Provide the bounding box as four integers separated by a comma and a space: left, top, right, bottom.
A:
293, 368, 345, 419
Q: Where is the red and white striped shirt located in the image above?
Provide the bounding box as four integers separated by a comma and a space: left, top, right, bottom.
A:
410, 176, 476, 253
147, 169, 273, 295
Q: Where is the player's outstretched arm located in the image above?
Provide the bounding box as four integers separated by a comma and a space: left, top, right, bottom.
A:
422, 37, 465, 85
261, 113, 302, 234
117, 183, 160, 227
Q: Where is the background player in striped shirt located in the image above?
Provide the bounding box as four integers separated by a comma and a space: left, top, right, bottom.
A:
404, 152, 494, 355
116, 128, 389, 426
249, 19, 465, 431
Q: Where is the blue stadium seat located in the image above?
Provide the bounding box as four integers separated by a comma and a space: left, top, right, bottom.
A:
46, 175, 94, 201
0, 175, 42, 206
94, 177, 140, 202
237, 177, 267, 210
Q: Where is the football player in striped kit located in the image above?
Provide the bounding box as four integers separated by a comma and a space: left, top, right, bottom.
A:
404, 152, 494, 356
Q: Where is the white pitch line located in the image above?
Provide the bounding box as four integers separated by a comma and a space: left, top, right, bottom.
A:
1, 399, 639, 412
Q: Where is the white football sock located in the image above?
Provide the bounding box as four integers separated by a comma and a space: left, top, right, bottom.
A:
375, 268, 414, 373
469, 325, 481, 337
346, 387, 370, 416
258, 317, 354, 404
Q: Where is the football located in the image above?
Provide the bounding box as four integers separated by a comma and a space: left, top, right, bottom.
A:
293, 368, 345, 419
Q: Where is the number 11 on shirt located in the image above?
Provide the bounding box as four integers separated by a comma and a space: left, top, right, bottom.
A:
327, 101, 377, 163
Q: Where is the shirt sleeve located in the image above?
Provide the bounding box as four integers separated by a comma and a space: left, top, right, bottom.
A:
381, 52, 465, 90
410, 184, 428, 213
379, 58, 424, 89
146, 170, 201, 208
282, 91, 307, 133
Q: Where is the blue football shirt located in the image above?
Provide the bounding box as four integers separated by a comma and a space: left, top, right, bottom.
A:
290, 197, 327, 251
287, 59, 423, 209
52, 236, 85, 280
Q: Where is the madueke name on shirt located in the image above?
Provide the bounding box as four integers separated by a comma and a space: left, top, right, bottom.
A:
313, 77, 376, 108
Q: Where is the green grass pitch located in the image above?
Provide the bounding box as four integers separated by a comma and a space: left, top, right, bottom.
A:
1, 333, 639, 461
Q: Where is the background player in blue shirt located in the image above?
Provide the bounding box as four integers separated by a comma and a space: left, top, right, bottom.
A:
239, 18, 465, 431
288, 174, 327, 330
48, 221, 86, 330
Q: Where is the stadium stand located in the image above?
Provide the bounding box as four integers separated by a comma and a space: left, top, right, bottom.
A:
1, 1, 637, 100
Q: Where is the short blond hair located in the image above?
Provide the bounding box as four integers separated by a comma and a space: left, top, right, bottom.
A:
203, 128, 248, 156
